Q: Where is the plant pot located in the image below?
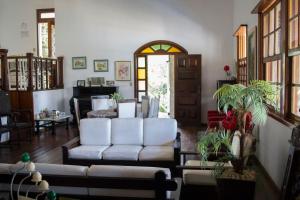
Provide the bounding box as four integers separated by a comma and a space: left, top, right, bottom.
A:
216, 169, 256, 200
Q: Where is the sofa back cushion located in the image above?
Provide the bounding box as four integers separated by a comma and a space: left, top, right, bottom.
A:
80, 118, 111, 146
111, 118, 143, 145
143, 118, 177, 146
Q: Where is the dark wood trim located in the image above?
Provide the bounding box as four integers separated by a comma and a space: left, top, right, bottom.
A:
0, 49, 8, 90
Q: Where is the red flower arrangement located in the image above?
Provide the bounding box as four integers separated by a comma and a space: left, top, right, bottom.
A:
223, 65, 231, 78
222, 110, 237, 131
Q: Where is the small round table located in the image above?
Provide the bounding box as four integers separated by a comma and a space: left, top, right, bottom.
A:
87, 109, 117, 118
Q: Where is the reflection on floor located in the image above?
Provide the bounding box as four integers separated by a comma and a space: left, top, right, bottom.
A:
0, 125, 280, 200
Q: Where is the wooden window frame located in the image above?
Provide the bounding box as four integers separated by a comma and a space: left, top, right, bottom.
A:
254, 0, 298, 126
234, 25, 248, 85
36, 8, 55, 58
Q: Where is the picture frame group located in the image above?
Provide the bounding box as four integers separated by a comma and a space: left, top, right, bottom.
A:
72, 57, 131, 82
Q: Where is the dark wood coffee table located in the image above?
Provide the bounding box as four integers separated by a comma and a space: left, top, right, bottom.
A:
35, 115, 71, 135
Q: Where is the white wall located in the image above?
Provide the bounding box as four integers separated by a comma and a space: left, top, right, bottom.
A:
233, 0, 294, 189
0, 0, 54, 55
54, 0, 235, 119
33, 89, 65, 114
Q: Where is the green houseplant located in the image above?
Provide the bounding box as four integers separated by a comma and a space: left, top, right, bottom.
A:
197, 80, 279, 200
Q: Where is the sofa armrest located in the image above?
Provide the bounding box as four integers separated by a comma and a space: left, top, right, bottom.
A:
173, 132, 181, 165
62, 137, 80, 164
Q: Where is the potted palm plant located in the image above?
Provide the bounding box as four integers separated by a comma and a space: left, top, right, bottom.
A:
198, 80, 279, 200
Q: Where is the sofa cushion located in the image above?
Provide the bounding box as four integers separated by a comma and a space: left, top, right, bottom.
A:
138, 146, 174, 161
9, 163, 89, 195
111, 118, 143, 145
143, 118, 177, 146
10, 162, 89, 176
102, 145, 142, 161
182, 160, 232, 186
88, 165, 171, 198
69, 145, 109, 160
0, 163, 12, 174
80, 118, 111, 146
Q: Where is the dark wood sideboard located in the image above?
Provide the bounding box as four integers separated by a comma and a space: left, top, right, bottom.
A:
69, 86, 118, 123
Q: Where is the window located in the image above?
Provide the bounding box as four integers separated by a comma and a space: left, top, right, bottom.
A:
262, 2, 282, 112
234, 25, 248, 85
37, 9, 55, 58
289, 0, 300, 119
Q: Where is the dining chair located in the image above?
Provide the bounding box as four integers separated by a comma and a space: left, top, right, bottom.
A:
117, 99, 137, 118
141, 96, 150, 118
74, 98, 81, 129
148, 97, 160, 118
91, 95, 110, 111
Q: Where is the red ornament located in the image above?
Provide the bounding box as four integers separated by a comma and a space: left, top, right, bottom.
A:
224, 65, 230, 72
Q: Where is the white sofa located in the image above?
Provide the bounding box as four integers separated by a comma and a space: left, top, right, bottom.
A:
62, 118, 180, 172
0, 162, 179, 200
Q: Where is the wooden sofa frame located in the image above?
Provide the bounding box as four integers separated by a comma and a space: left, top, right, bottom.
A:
0, 171, 178, 200
62, 132, 181, 174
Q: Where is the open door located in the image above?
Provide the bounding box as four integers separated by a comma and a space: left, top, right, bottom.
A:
175, 54, 201, 126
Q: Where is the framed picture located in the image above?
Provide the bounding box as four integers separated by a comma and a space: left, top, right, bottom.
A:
72, 57, 87, 69
106, 80, 115, 86
77, 80, 85, 87
247, 26, 257, 82
94, 59, 109, 72
88, 77, 105, 86
115, 61, 131, 81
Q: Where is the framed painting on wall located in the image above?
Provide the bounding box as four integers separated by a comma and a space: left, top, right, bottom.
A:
94, 59, 109, 72
247, 26, 257, 81
72, 57, 87, 69
115, 61, 131, 81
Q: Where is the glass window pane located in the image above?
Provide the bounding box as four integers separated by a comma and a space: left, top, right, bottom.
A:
161, 44, 171, 51
264, 37, 269, 58
168, 47, 181, 53
276, 3, 281, 29
277, 60, 281, 83
138, 68, 146, 79
138, 92, 146, 102
38, 23, 49, 58
141, 47, 154, 54
291, 86, 300, 116
293, 55, 300, 84
289, 17, 299, 49
269, 8, 275, 33
269, 33, 275, 56
264, 14, 269, 36
265, 62, 272, 81
138, 57, 146, 68
289, 0, 298, 18
138, 80, 146, 90
272, 60, 278, 82
275, 30, 281, 54
41, 12, 55, 19
151, 44, 161, 51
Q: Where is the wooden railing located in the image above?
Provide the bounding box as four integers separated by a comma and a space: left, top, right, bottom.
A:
0, 49, 63, 91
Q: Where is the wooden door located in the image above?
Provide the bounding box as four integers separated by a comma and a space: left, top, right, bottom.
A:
175, 54, 201, 126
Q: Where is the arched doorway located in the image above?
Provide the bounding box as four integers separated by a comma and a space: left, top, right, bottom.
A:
134, 40, 202, 125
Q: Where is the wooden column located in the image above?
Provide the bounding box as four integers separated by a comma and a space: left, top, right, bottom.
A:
26, 53, 34, 91
0, 49, 8, 91
57, 56, 64, 88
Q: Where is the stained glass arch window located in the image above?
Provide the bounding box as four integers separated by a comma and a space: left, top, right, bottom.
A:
135, 40, 188, 55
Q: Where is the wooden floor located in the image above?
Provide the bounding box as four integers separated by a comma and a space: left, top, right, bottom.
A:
0, 125, 280, 200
